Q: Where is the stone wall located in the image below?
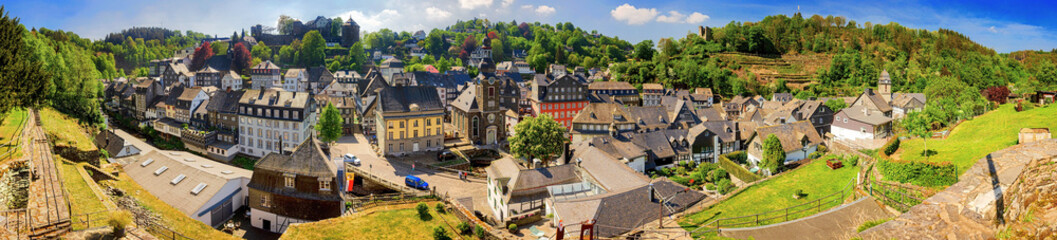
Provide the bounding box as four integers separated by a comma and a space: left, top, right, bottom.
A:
859, 139, 1057, 239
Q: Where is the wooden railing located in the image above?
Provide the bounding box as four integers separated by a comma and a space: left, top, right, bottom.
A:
69, 210, 109, 230
868, 180, 936, 212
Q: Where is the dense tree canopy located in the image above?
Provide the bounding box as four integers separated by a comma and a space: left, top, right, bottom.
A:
0, 7, 51, 116
509, 114, 566, 167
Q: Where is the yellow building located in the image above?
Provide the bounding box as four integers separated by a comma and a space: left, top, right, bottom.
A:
375, 86, 445, 156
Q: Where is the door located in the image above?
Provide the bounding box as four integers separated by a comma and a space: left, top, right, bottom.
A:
263, 219, 271, 232
486, 127, 497, 145
413, 143, 419, 151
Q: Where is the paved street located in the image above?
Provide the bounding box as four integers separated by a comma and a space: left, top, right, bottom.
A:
330, 134, 490, 214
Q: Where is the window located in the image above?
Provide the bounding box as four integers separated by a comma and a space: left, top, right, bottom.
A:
400, 121, 405, 128
319, 179, 331, 191
284, 174, 295, 188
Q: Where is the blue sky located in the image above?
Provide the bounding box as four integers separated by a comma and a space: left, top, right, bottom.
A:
3, 0, 1055, 53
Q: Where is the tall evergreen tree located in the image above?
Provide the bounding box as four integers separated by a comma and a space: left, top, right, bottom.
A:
762, 134, 786, 175
0, 6, 51, 115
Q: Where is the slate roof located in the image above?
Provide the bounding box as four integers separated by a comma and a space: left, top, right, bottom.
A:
588, 81, 635, 91
625, 106, 670, 130
357, 69, 390, 97
753, 120, 824, 152
689, 121, 738, 143
255, 138, 336, 177
94, 130, 128, 157
204, 55, 232, 71
450, 86, 478, 112
573, 146, 650, 192
695, 105, 726, 122
376, 86, 443, 113
239, 89, 312, 109
641, 83, 664, 90
306, 66, 335, 84
588, 136, 647, 161
252, 60, 280, 71
205, 90, 245, 113
572, 103, 634, 124
855, 88, 892, 113
553, 179, 704, 238
840, 105, 893, 126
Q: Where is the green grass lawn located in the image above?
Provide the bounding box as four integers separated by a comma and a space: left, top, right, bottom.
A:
56, 159, 107, 216
680, 155, 859, 231
282, 201, 463, 240
897, 104, 1057, 172
0, 108, 27, 161
40, 108, 98, 151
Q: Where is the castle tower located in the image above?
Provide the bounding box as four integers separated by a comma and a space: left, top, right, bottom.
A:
341, 18, 361, 48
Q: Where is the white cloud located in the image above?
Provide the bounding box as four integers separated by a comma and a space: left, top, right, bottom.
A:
424, 7, 451, 21
686, 12, 709, 24
988, 26, 998, 33
535, 5, 556, 16
501, 0, 515, 8
332, 9, 401, 32
610, 4, 658, 25
656, 11, 685, 23
521, 4, 534, 10
459, 0, 493, 10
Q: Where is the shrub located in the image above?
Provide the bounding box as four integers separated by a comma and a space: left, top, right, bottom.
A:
718, 153, 760, 182
416, 203, 431, 220
108, 211, 132, 237
435, 203, 446, 214
704, 183, 716, 191
474, 225, 485, 239
456, 222, 472, 235
808, 151, 824, 159
843, 155, 859, 167
857, 218, 892, 232
716, 178, 734, 195
877, 160, 958, 187
816, 145, 828, 153
712, 168, 728, 181
883, 138, 901, 156
726, 151, 748, 164
508, 223, 518, 232
433, 226, 452, 240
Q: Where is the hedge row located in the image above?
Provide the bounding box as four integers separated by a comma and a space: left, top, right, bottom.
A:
718, 152, 760, 183
877, 159, 958, 187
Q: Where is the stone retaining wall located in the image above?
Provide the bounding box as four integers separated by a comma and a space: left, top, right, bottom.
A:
859, 139, 1057, 239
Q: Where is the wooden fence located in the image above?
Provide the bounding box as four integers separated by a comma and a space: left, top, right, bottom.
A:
69, 211, 110, 231
868, 180, 936, 212
690, 178, 859, 236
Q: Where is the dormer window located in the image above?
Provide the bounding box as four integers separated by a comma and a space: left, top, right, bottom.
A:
284, 173, 296, 188
319, 178, 332, 191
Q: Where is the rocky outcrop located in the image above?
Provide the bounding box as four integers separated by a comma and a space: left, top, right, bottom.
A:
860, 139, 1057, 239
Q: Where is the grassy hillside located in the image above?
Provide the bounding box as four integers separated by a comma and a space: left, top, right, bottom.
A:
897, 103, 1057, 172
282, 201, 463, 240
680, 155, 859, 231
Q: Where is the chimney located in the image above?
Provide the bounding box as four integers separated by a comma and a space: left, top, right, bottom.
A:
865, 88, 873, 95
532, 158, 542, 169
862, 107, 869, 116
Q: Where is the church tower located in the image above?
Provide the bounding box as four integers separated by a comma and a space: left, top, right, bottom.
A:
878, 69, 892, 100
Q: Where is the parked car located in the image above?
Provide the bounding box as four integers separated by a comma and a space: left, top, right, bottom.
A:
405, 175, 429, 190
344, 153, 360, 166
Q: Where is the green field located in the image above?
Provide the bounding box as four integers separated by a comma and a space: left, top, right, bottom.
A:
680, 155, 859, 231
0, 108, 27, 161
897, 104, 1057, 172
56, 159, 108, 219
282, 201, 463, 240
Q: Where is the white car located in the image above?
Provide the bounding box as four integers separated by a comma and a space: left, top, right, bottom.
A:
344, 153, 361, 166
